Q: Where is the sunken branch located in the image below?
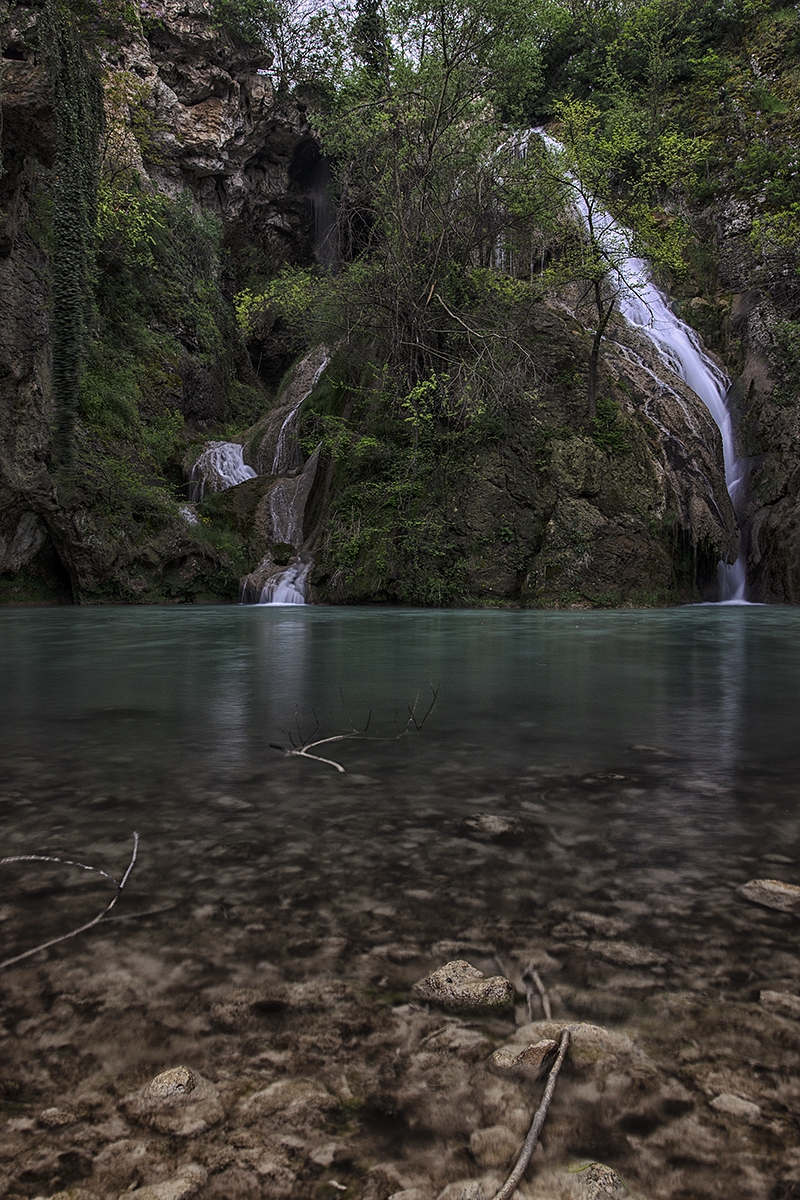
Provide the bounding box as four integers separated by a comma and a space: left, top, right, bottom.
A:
0, 832, 139, 969
270, 684, 440, 772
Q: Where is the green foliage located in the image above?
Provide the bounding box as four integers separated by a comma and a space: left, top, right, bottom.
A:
41, 0, 105, 469
235, 268, 320, 338
591, 396, 631, 453
306, 363, 502, 604
211, 0, 279, 44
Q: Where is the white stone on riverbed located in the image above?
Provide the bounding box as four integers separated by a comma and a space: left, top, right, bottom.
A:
413, 960, 514, 1010
123, 1067, 223, 1136
710, 1092, 761, 1122
739, 878, 800, 913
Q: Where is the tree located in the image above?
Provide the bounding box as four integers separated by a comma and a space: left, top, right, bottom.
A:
311, 0, 548, 406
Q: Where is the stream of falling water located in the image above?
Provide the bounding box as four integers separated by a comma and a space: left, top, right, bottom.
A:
537, 131, 748, 603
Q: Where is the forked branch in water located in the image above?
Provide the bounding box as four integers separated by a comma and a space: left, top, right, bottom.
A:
270, 684, 440, 772
0, 832, 139, 969
490, 1028, 570, 1200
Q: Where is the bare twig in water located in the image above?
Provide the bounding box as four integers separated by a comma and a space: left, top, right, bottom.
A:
270, 684, 440, 772
523, 967, 552, 1021
0, 833, 139, 969
490, 1028, 570, 1200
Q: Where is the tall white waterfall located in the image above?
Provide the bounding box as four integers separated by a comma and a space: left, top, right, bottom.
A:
538, 132, 748, 603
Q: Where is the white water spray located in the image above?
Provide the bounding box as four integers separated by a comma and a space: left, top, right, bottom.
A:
259, 559, 312, 605
538, 132, 748, 603
272, 355, 330, 475
190, 442, 256, 501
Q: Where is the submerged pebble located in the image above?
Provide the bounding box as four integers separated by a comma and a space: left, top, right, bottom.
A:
760, 989, 800, 1019
413, 960, 515, 1010
739, 878, 800, 913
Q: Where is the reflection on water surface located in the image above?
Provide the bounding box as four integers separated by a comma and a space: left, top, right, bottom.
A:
1, 606, 799, 1200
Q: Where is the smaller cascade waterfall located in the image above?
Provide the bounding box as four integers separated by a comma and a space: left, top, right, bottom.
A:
259, 558, 312, 605
189, 441, 256, 501
537, 131, 748, 603
271, 355, 330, 476
255, 449, 321, 607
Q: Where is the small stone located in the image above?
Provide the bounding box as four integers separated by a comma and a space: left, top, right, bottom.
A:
710, 1093, 761, 1122
739, 879, 800, 914
557, 1161, 629, 1198
388, 1191, 430, 1200
239, 1078, 336, 1124
490, 1039, 558, 1075
425, 1025, 492, 1059
145, 1067, 196, 1099
469, 1124, 519, 1167
588, 940, 667, 967
500, 1021, 635, 1063
461, 813, 522, 842
38, 1106, 81, 1127
760, 990, 800, 1019
413, 961, 514, 1011
123, 1069, 223, 1137
119, 1164, 207, 1200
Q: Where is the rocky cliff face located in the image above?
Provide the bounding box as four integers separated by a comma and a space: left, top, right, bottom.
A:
0, 0, 319, 603
0, 0, 782, 607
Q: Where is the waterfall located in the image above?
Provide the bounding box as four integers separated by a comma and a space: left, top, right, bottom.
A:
189, 441, 256, 501
271, 355, 330, 475
537, 131, 748, 603
259, 558, 312, 605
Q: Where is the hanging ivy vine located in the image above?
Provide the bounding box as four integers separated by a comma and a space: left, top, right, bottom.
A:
40, 0, 104, 470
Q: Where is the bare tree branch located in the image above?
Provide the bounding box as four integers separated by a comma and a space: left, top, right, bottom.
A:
0, 833, 139, 969
270, 684, 440, 772
523, 967, 552, 1021
490, 1028, 570, 1200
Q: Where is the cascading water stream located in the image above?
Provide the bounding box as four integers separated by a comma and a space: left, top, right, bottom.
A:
189, 441, 256, 501
537, 131, 748, 603
259, 356, 330, 606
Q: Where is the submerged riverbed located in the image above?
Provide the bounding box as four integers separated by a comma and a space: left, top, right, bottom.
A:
1, 606, 799, 1200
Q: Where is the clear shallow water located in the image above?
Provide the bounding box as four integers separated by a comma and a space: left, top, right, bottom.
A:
2, 606, 800, 1199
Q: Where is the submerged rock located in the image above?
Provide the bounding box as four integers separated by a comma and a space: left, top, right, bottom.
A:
529, 1162, 631, 1199
469, 1123, 520, 1167
739, 878, 800, 913
760, 989, 800, 1019
588, 940, 667, 967
460, 814, 523, 842
709, 1092, 761, 1122
123, 1067, 223, 1136
490, 1038, 558, 1075
121, 1164, 207, 1200
435, 1183, 487, 1200
413, 960, 514, 1011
